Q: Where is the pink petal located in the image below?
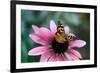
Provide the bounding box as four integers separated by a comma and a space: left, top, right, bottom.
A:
29, 34, 48, 45
48, 54, 57, 62
68, 49, 82, 58
61, 55, 68, 61
39, 27, 53, 41
69, 53, 80, 60
40, 50, 53, 62
64, 26, 70, 34
54, 54, 62, 61
64, 53, 73, 60
50, 20, 57, 36
69, 40, 86, 48
56, 54, 67, 61
40, 27, 51, 35
36, 28, 53, 44
28, 46, 50, 56
32, 25, 40, 33
32, 25, 53, 42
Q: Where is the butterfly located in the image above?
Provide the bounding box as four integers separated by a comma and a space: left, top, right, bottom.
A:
55, 21, 75, 43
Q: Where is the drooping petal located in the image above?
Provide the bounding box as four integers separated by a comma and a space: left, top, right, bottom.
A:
61, 55, 68, 61
64, 26, 70, 34
69, 53, 80, 60
64, 53, 73, 60
28, 46, 50, 56
48, 54, 57, 62
40, 50, 53, 62
67, 49, 82, 59
56, 54, 67, 61
32, 25, 40, 33
54, 54, 62, 61
50, 20, 57, 35
69, 40, 86, 48
29, 34, 48, 45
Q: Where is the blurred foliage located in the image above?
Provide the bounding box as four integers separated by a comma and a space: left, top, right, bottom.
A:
21, 10, 90, 63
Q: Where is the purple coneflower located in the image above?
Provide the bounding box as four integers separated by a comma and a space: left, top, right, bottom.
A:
28, 20, 86, 62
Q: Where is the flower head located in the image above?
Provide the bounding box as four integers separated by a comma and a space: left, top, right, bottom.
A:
28, 20, 86, 62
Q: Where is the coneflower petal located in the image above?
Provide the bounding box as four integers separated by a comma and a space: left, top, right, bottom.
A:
40, 50, 53, 62
68, 48, 82, 59
28, 46, 50, 56
64, 26, 70, 34
50, 20, 57, 36
64, 53, 73, 60
69, 40, 86, 48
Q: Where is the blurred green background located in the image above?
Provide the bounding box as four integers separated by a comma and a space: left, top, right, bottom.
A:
21, 10, 90, 63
